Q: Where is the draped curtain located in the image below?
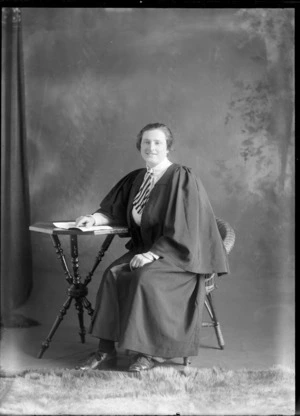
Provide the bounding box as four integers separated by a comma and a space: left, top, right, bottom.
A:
1, 8, 33, 325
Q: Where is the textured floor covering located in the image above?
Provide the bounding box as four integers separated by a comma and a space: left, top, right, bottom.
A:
0, 365, 295, 415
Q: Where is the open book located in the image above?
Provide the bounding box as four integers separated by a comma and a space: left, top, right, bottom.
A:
53, 221, 115, 232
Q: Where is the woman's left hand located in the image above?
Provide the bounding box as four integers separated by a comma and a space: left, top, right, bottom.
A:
130, 254, 153, 270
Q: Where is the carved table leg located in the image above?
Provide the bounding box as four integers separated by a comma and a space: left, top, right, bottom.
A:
82, 296, 94, 317
38, 232, 117, 357
50, 235, 73, 284
38, 235, 74, 358
69, 234, 88, 343
37, 296, 73, 358
83, 234, 115, 287
75, 298, 85, 343
70, 235, 80, 285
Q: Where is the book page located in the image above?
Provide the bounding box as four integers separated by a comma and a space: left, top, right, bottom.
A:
53, 222, 114, 232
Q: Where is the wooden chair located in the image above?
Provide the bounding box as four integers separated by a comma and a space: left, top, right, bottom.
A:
183, 217, 236, 366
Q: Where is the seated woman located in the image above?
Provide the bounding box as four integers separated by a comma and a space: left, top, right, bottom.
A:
75, 122, 229, 372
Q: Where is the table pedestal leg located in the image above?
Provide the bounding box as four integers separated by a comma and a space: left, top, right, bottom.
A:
38, 233, 116, 358
82, 296, 94, 317
37, 296, 73, 358
83, 234, 115, 286
75, 298, 85, 343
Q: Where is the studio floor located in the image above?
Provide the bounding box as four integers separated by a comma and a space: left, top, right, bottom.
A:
0, 275, 295, 374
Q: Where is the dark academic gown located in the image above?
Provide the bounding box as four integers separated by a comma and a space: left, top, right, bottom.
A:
89, 163, 229, 358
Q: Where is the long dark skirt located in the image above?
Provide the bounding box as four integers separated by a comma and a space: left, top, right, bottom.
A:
89, 251, 206, 358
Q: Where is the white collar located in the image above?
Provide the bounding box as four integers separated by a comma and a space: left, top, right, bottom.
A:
146, 158, 172, 175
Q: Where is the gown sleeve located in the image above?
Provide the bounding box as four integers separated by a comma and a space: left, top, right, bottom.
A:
93, 169, 142, 225
150, 166, 230, 275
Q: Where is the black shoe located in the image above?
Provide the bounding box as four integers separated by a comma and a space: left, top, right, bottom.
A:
128, 354, 155, 372
76, 350, 117, 370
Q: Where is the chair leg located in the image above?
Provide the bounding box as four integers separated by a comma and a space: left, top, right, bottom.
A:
204, 299, 214, 320
215, 324, 225, 349
206, 292, 225, 349
183, 357, 191, 366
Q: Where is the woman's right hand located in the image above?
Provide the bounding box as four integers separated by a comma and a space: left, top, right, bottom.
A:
75, 215, 95, 227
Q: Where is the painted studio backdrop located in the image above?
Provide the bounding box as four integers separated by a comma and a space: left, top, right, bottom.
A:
15, 9, 295, 366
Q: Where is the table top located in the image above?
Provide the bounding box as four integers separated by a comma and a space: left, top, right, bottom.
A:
29, 222, 129, 236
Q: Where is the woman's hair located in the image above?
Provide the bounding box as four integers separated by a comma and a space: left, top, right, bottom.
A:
136, 123, 174, 151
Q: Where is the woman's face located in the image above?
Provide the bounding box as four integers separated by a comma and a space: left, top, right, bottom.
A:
140, 129, 169, 167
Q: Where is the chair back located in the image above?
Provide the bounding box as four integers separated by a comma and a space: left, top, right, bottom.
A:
204, 217, 235, 293
215, 217, 235, 255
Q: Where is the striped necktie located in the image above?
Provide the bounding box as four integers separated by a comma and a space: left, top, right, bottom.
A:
132, 169, 154, 214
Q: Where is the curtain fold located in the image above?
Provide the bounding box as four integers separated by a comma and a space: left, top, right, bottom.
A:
1, 8, 33, 325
